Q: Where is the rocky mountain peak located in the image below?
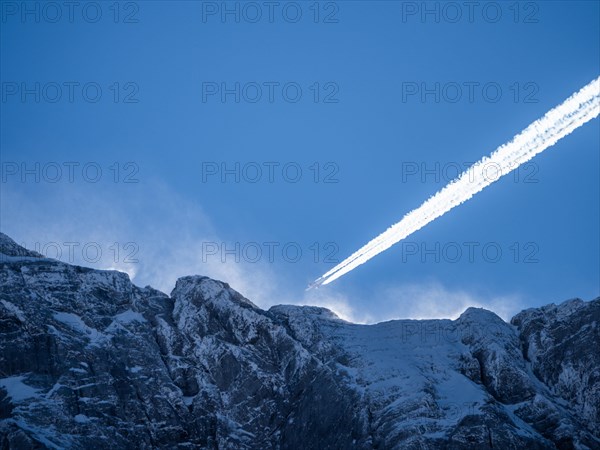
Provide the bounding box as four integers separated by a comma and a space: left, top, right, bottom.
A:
0, 232, 43, 258
1, 232, 598, 449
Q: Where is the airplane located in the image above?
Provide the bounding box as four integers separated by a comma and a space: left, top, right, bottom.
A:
305, 277, 326, 291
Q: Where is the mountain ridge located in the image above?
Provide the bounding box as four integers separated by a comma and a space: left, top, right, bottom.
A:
1, 232, 598, 449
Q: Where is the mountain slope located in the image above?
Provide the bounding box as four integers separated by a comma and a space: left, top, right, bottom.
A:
0, 232, 598, 449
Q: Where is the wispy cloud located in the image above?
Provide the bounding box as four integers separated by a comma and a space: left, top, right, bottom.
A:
277, 288, 375, 324
0, 180, 279, 305
1, 180, 527, 324
376, 281, 524, 321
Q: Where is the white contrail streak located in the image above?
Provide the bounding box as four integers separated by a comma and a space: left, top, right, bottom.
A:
310, 76, 600, 288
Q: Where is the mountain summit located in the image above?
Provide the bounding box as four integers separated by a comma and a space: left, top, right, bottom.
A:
0, 233, 598, 449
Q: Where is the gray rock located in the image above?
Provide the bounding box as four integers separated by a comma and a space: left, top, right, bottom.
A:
0, 232, 598, 449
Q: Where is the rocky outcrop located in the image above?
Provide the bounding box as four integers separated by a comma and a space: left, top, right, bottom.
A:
512, 299, 600, 448
0, 232, 598, 449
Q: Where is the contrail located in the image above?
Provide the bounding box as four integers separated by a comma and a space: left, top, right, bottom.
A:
309, 76, 600, 289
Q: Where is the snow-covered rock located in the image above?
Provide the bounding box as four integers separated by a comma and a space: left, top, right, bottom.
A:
0, 232, 598, 449
512, 298, 600, 447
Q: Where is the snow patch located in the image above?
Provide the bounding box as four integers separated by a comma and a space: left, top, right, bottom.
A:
74, 414, 91, 423
1, 300, 26, 321
0, 375, 41, 402
114, 309, 146, 324
53, 312, 105, 345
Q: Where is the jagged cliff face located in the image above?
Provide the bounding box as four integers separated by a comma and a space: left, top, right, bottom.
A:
511, 300, 600, 446
0, 232, 598, 449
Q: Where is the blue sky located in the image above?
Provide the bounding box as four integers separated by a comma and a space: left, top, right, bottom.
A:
1, 1, 599, 322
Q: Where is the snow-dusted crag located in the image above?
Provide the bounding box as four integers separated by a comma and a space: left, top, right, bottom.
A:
0, 232, 598, 449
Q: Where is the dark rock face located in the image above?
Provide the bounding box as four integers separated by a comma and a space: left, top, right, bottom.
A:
0, 232, 599, 449
512, 299, 600, 448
